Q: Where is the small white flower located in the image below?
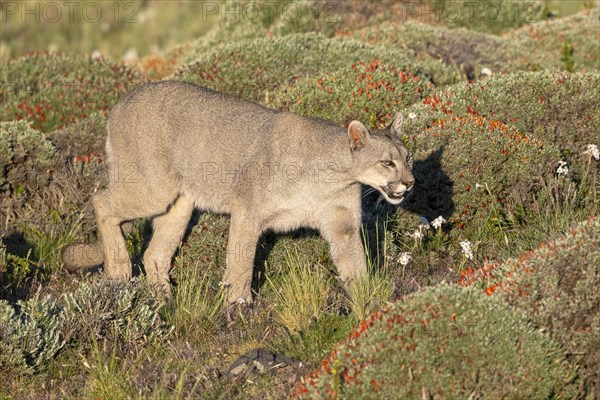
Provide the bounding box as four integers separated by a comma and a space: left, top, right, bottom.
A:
408, 112, 417, 120
91, 50, 102, 60
475, 182, 483, 189
418, 216, 431, 230
460, 240, 473, 260
398, 252, 412, 266
406, 229, 423, 239
481, 67, 493, 77
431, 216, 446, 229
556, 160, 569, 176
584, 144, 599, 161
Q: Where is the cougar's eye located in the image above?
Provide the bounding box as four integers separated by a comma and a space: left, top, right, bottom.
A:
381, 160, 394, 168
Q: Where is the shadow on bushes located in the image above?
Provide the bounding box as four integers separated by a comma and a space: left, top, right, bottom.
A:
361, 146, 455, 270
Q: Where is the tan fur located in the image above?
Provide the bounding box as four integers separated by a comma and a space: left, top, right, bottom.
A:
62, 81, 415, 304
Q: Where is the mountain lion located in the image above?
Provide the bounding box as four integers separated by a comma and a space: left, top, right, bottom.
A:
63, 81, 415, 304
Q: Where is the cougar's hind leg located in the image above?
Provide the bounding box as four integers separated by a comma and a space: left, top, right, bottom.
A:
93, 185, 176, 281
143, 195, 194, 295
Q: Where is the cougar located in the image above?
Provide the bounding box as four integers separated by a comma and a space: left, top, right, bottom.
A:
62, 81, 415, 304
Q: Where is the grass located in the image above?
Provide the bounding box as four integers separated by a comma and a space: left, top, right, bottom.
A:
1, 1, 600, 399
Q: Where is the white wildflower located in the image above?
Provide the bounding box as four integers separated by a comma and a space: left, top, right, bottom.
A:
431, 216, 446, 229
406, 229, 423, 239
91, 50, 102, 60
556, 160, 569, 176
408, 112, 417, 120
460, 240, 473, 260
584, 144, 599, 161
398, 252, 412, 266
481, 67, 493, 77
475, 182, 483, 189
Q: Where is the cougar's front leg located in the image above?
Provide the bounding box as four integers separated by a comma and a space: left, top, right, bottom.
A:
321, 207, 367, 290
222, 215, 260, 305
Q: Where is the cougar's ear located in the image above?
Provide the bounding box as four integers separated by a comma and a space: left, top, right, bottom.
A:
348, 121, 370, 151
390, 112, 404, 136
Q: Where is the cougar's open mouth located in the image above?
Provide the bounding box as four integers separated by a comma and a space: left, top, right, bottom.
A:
382, 187, 406, 205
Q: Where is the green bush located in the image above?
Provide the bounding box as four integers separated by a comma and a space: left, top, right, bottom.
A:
49, 111, 108, 159
273, 59, 436, 129
63, 278, 173, 352
402, 112, 561, 257
460, 217, 600, 397
294, 285, 579, 399
0, 278, 172, 376
0, 52, 144, 132
172, 33, 452, 103
0, 120, 55, 189
507, 9, 600, 73
406, 71, 600, 157
350, 20, 515, 80
433, 0, 544, 34
0, 295, 65, 375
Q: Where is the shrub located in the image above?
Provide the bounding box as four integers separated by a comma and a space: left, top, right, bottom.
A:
172, 33, 451, 103
273, 59, 436, 129
507, 9, 600, 73
0, 295, 65, 375
294, 285, 579, 399
0, 121, 55, 190
48, 111, 108, 158
460, 217, 600, 397
0, 278, 172, 376
433, 0, 544, 34
0, 52, 143, 132
349, 20, 515, 80
401, 112, 561, 260
63, 278, 173, 353
406, 71, 600, 158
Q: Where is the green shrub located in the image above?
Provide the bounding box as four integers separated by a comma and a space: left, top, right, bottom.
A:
350, 20, 515, 80
273, 59, 436, 129
0, 52, 144, 132
0, 120, 55, 189
49, 111, 108, 158
507, 9, 600, 72
172, 33, 451, 103
406, 71, 600, 157
0, 295, 65, 375
433, 0, 544, 34
294, 285, 579, 399
63, 278, 173, 352
401, 112, 561, 261
460, 217, 600, 397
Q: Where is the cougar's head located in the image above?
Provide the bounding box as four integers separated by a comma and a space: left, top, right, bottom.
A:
348, 113, 415, 205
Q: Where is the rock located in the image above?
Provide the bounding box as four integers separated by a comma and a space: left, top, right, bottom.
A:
224, 348, 301, 380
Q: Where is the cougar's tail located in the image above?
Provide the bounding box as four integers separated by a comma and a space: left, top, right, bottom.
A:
62, 242, 103, 272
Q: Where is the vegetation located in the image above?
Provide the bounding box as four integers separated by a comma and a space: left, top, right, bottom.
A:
1, 0, 599, 398
294, 285, 580, 399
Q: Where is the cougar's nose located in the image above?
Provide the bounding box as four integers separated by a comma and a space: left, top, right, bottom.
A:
405, 179, 415, 190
